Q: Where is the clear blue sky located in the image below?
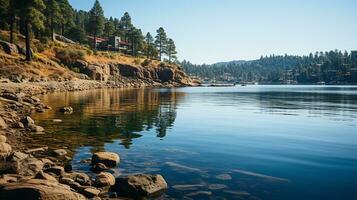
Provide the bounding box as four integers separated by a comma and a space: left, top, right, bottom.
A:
69, 0, 357, 64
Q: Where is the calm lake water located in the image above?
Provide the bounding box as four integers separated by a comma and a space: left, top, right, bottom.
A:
32, 85, 357, 200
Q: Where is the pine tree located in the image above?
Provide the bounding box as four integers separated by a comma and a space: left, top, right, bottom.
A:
155, 27, 168, 61
166, 38, 177, 64
104, 19, 115, 50
129, 27, 144, 56
57, 0, 74, 35
45, 0, 61, 40
88, 0, 105, 49
145, 32, 156, 58
15, 0, 46, 61
119, 12, 132, 41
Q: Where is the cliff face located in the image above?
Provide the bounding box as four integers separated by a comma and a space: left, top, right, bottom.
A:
72, 59, 196, 87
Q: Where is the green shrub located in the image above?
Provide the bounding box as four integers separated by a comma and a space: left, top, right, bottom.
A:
54, 47, 85, 66
71, 67, 80, 73
141, 59, 151, 67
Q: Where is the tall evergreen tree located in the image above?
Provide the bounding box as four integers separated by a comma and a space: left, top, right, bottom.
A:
119, 12, 132, 41
129, 27, 144, 56
166, 38, 177, 64
57, 0, 74, 35
44, 0, 61, 40
15, 0, 45, 61
155, 27, 168, 61
144, 32, 156, 58
88, 0, 104, 49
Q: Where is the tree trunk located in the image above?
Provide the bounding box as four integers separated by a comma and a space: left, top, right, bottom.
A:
25, 21, 31, 61
51, 18, 54, 41
93, 33, 96, 49
9, 0, 14, 43
61, 23, 65, 36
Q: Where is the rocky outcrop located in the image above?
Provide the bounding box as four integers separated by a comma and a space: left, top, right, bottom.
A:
92, 152, 120, 168
0, 142, 12, 158
0, 40, 18, 55
0, 179, 86, 200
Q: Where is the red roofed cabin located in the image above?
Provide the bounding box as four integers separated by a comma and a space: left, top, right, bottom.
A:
87, 36, 131, 54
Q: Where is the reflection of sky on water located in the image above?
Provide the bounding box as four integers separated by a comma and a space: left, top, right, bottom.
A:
32, 86, 357, 200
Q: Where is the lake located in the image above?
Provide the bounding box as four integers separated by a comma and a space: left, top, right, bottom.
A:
32, 85, 357, 200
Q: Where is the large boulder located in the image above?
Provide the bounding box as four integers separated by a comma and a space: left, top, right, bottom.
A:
0, 179, 86, 200
94, 172, 115, 187
11, 157, 44, 176
0, 40, 18, 55
92, 152, 120, 168
111, 174, 167, 198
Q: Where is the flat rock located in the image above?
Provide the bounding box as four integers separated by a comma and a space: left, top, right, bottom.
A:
92, 152, 120, 168
0, 179, 86, 200
80, 187, 101, 198
62, 172, 91, 186
29, 124, 45, 132
111, 174, 167, 198
44, 166, 65, 176
53, 149, 67, 157
95, 172, 115, 187
35, 170, 58, 182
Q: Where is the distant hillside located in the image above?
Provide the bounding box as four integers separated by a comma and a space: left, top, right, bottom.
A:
182, 51, 357, 84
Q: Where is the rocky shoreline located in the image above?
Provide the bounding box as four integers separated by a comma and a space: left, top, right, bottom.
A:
0, 84, 170, 200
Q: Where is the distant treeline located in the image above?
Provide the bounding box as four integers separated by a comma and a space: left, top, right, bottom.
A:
182, 50, 357, 84
0, 0, 177, 62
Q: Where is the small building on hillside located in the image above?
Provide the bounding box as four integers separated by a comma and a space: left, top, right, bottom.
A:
87, 36, 131, 53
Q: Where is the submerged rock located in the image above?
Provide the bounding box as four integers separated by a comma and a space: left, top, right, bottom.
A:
111, 174, 167, 198
0, 179, 86, 200
59, 107, 73, 114
91, 163, 109, 173
92, 152, 120, 168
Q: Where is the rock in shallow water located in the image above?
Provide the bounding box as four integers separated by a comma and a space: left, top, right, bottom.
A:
110, 174, 167, 198
92, 152, 120, 168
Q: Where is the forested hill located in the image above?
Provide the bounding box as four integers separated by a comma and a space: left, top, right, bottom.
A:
182, 50, 357, 84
